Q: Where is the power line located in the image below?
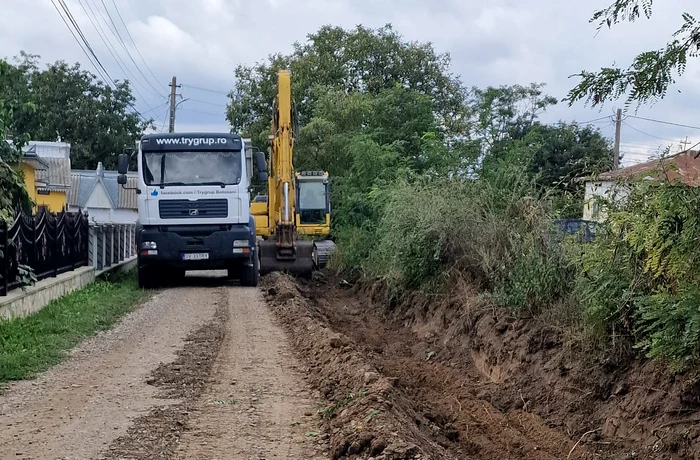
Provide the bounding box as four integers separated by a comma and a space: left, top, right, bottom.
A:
75, 0, 155, 105
577, 115, 613, 124
627, 115, 700, 131
622, 121, 679, 143
140, 100, 170, 115
109, 0, 165, 90
56, 0, 116, 87
181, 83, 229, 95
51, 0, 149, 122
187, 97, 228, 107
179, 107, 226, 116
96, 0, 163, 95
50, 0, 111, 85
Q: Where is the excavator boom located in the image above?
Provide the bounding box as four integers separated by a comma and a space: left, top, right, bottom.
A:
257, 70, 316, 276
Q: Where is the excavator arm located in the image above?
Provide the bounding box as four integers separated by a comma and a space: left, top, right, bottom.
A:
257, 70, 315, 276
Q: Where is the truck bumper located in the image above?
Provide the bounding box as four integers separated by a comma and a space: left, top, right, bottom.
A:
136, 224, 255, 270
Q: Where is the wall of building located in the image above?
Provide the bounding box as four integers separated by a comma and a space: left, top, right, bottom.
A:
35, 190, 67, 213
20, 163, 37, 206
583, 180, 629, 222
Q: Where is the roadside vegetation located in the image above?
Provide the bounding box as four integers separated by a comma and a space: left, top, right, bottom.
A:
228, 19, 700, 372
0, 271, 147, 384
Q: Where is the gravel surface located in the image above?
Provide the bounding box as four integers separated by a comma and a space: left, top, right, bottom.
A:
0, 271, 328, 459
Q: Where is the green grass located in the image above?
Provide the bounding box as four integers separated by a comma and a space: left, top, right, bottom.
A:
0, 270, 148, 384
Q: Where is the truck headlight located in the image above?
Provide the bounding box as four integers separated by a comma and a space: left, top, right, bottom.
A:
233, 240, 249, 247
140, 241, 157, 250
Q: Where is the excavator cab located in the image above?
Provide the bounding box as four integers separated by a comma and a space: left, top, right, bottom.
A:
296, 171, 330, 231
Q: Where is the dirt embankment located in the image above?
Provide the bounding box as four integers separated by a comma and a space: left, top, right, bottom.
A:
264, 273, 586, 460
263, 272, 700, 460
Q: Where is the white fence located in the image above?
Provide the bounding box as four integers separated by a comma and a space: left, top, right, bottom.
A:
88, 223, 136, 271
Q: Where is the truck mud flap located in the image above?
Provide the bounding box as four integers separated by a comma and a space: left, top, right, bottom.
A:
258, 240, 314, 277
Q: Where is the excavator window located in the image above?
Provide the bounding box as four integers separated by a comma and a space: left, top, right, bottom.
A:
297, 179, 328, 225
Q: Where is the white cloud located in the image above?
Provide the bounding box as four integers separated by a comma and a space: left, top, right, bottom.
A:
2, 0, 700, 157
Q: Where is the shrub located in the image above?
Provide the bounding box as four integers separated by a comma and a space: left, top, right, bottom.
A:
576, 173, 700, 370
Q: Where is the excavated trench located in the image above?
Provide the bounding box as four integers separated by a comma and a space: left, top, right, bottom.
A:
263, 272, 700, 460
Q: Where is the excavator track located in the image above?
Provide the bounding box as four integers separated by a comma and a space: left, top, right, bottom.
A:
313, 240, 336, 268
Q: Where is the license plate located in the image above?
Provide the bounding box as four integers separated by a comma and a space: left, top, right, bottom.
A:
181, 252, 209, 261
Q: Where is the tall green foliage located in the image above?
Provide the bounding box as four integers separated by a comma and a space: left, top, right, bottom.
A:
577, 170, 700, 370
566, 1, 700, 109
0, 60, 34, 223
0, 53, 150, 170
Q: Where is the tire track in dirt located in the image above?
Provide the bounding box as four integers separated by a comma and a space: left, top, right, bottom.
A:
172, 286, 329, 459
0, 280, 221, 460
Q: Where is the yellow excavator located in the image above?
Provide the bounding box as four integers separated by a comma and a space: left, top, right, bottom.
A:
250, 70, 335, 276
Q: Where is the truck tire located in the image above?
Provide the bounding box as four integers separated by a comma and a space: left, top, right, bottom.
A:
240, 254, 259, 287
138, 263, 155, 289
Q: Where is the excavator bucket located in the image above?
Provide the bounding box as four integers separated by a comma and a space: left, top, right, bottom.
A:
258, 239, 314, 277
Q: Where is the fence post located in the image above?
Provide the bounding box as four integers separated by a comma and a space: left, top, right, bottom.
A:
1, 221, 8, 296
52, 215, 59, 278
101, 225, 106, 270
31, 214, 37, 271
89, 224, 96, 268
71, 216, 76, 271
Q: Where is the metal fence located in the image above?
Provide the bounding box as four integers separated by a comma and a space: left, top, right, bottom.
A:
0, 207, 137, 296
0, 208, 89, 296
88, 222, 136, 272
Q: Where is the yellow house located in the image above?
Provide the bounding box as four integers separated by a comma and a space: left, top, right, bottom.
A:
18, 144, 46, 209
21, 142, 71, 213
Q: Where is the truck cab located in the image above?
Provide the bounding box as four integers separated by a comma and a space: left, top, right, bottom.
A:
117, 132, 265, 288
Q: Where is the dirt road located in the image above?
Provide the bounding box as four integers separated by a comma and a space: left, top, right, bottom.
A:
0, 272, 328, 460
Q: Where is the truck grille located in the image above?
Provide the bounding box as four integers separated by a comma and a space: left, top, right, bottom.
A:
158, 199, 228, 219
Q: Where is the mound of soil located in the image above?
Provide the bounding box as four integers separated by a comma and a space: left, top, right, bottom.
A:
329, 274, 700, 459
262, 273, 587, 459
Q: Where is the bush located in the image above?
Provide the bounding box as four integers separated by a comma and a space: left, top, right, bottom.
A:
576, 175, 700, 370
339, 152, 577, 312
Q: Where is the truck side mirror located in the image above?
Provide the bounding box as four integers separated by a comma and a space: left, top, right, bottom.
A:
117, 174, 127, 185
117, 153, 129, 174
255, 151, 268, 181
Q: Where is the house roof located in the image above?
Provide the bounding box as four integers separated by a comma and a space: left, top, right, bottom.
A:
27, 141, 72, 191
594, 150, 700, 186
68, 162, 138, 210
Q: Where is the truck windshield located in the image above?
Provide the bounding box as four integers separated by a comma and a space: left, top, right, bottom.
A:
143, 150, 241, 186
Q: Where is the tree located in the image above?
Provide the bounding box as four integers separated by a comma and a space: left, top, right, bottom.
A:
227, 24, 469, 151
0, 60, 34, 222
25, 59, 150, 169
1, 53, 151, 170
565, 1, 700, 109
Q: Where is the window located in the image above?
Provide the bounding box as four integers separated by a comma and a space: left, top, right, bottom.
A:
297, 180, 328, 225
143, 150, 242, 186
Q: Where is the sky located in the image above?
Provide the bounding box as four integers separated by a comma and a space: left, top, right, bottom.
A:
2, 0, 700, 167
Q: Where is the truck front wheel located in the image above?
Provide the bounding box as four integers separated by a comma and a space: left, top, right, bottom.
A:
138, 263, 157, 289
240, 254, 259, 287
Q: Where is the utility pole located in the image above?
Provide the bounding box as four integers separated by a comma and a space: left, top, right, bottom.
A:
680, 136, 690, 152
613, 108, 622, 170
168, 76, 180, 133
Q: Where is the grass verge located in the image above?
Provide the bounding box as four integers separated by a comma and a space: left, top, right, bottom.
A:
0, 269, 148, 384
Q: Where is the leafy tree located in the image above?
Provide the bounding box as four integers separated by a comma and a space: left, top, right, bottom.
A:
0, 60, 34, 222
566, 1, 699, 108
227, 24, 469, 152
25, 58, 149, 169
470, 83, 558, 151
1, 53, 150, 170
